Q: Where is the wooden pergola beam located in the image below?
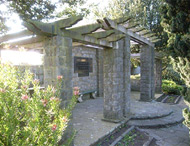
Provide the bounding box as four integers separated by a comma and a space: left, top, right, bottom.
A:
139, 30, 151, 35
24, 19, 118, 48
68, 23, 102, 35
143, 33, 157, 38
0, 30, 33, 43
52, 15, 83, 29
61, 29, 118, 49
103, 18, 154, 46
114, 16, 132, 24
149, 36, 158, 41
130, 27, 146, 33
104, 34, 126, 42
151, 39, 161, 43
87, 30, 115, 39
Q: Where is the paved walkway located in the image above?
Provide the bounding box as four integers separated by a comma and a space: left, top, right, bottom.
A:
73, 92, 189, 146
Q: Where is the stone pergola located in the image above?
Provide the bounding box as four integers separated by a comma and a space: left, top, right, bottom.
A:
0, 16, 160, 122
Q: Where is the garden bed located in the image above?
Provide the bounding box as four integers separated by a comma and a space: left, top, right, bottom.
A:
156, 94, 182, 104
91, 124, 157, 146
115, 128, 150, 146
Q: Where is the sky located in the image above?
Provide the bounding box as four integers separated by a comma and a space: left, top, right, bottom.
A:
1, 0, 110, 33
0, 0, 110, 65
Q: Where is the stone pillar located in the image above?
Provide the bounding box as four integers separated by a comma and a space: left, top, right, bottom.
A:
140, 45, 155, 101
43, 36, 73, 103
96, 48, 104, 97
155, 58, 162, 93
43, 36, 73, 145
123, 35, 131, 117
103, 40, 124, 122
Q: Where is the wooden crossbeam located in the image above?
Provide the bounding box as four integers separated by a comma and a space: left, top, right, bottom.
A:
104, 34, 126, 42
149, 36, 158, 41
87, 30, 115, 39
52, 15, 83, 29
139, 30, 151, 35
151, 39, 161, 43
0, 30, 33, 43
124, 22, 139, 29
114, 16, 132, 24
23, 21, 55, 36
23, 16, 83, 36
130, 27, 146, 33
103, 18, 154, 46
24, 19, 118, 48
61, 29, 118, 48
68, 23, 102, 35
143, 33, 156, 38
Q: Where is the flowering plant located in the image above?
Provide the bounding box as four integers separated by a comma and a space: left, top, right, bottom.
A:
0, 62, 76, 146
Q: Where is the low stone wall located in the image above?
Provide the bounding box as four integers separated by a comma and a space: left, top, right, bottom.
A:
131, 79, 140, 91
16, 65, 44, 85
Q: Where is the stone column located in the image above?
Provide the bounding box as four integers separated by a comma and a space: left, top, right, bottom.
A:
155, 58, 162, 93
103, 40, 124, 122
123, 35, 131, 117
140, 45, 155, 101
96, 48, 104, 97
43, 36, 73, 145
43, 36, 73, 103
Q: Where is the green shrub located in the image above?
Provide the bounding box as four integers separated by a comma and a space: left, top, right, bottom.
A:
130, 74, 140, 80
162, 80, 183, 95
0, 62, 77, 146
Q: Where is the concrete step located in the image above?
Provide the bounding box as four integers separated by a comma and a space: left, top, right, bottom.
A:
128, 107, 184, 128
131, 100, 174, 120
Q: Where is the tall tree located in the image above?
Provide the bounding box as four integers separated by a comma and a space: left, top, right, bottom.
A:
161, 0, 190, 132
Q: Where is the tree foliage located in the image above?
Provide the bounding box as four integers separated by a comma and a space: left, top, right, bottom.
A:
161, 0, 190, 133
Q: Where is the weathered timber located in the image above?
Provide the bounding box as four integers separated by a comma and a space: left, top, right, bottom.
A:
68, 23, 102, 34
23, 20, 117, 48
88, 30, 115, 39
23, 21, 54, 36
114, 16, 132, 24
23, 16, 83, 36
104, 34, 125, 42
61, 29, 118, 49
149, 36, 158, 41
138, 30, 151, 35
130, 27, 146, 33
102, 18, 154, 46
0, 30, 33, 43
143, 33, 157, 38
151, 39, 161, 43
52, 16, 83, 29
123, 22, 139, 29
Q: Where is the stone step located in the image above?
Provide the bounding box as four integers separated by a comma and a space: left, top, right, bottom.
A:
128, 107, 184, 128
131, 110, 173, 120
130, 100, 173, 120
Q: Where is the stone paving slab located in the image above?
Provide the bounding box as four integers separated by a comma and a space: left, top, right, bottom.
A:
73, 98, 121, 146
141, 124, 189, 146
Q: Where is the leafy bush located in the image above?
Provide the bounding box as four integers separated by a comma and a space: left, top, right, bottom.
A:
130, 74, 140, 80
162, 65, 184, 85
162, 80, 183, 95
0, 62, 77, 146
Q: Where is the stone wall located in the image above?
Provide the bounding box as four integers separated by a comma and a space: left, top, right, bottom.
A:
16, 65, 44, 85
72, 46, 98, 93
